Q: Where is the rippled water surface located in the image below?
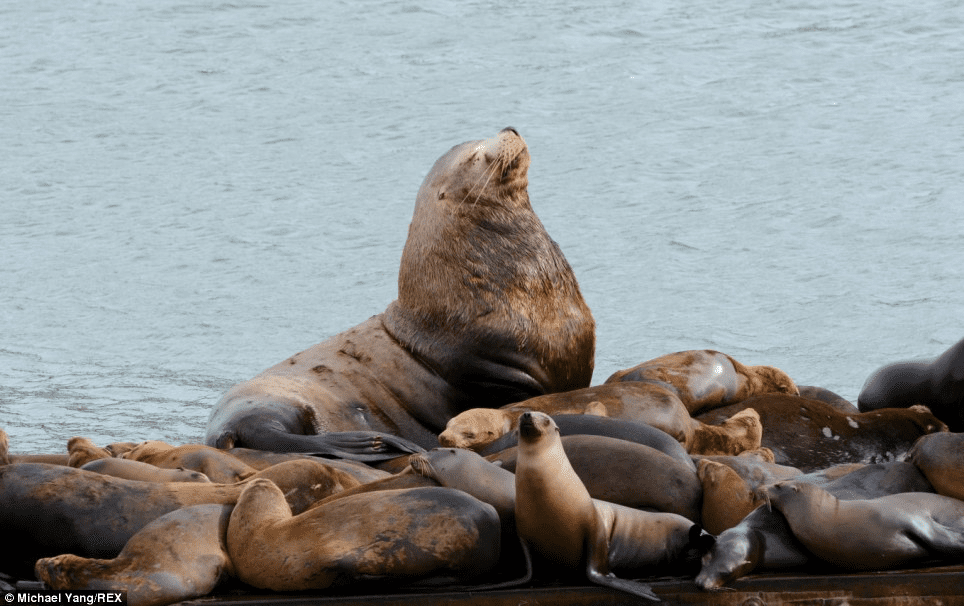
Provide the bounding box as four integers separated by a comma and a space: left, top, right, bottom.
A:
3, 0, 963, 452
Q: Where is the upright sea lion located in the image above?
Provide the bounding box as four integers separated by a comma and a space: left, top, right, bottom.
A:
763, 481, 964, 570
227, 479, 501, 591
440, 384, 762, 456
36, 504, 234, 606
858, 336, 964, 431
0, 428, 9, 466
695, 394, 947, 472
513, 412, 714, 601
489, 433, 702, 521
605, 350, 799, 414
205, 128, 595, 460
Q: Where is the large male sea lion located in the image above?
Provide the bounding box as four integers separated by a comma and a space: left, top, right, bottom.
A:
227, 479, 501, 591
605, 350, 798, 414
204, 128, 595, 460
763, 481, 964, 570
858, 336, 964, 432
513, 412, 714, 601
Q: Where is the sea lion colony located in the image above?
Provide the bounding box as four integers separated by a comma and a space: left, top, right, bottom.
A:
3, 129, 964, 605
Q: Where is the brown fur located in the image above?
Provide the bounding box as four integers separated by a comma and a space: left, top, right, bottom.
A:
67, 437, 113, 468
696, 394, 947, 472
0, 429, 9, 466
122, 441, 257, 483
688, 408, 763, 456
697, 459, 764, 534
605, 350, 798, 415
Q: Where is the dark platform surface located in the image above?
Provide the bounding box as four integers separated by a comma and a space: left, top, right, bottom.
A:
177, 564, 964, 606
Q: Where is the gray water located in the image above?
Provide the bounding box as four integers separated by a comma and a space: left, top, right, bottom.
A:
2, 0, 963, 454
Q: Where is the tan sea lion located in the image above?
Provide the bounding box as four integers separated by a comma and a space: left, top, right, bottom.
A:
695, 504, 811, 590
226, 447, 390, 484
0, 459, 356, 576
80, 458, 212, 483
696, 459, 765, 534
909, 432, 964, 501
696, 394, 948, 472
605, 350, 799, 414
440, 384, 762, 456
489, 433, 702, 521
858, 336, 964, 431
0, 428, 9, 466
205, 128, 595, 461
513, 411, 714, 601
227, 479, 501, 591
121, 441, 256, 483
763, 481, 964, 570
67, 437, 113, 468
36, 504, 234, 606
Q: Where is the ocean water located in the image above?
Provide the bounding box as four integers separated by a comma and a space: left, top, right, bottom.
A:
2, 0, 963, 453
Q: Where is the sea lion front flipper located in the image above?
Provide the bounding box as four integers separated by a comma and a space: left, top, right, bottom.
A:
584, 516, 660, 602
917, 521, 964, 558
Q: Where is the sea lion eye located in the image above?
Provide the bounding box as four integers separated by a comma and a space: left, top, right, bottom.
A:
438, 191, 446, 200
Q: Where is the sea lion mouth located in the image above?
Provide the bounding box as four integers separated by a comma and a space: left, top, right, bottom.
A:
517, 412, 541, 440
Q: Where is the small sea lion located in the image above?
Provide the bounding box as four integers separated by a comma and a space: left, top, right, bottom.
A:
763, 481, 964, 570
479, 414, 695, 472
227, 479, 501, 591
0, 459, 356, 576
36, 504, 234, 606
0, 429, 9, 466
513, 412, 714, 601
696, 459, 765, 534
441, 384, 762, 456
695, 504, 811, 590
489, 433, 702, 521
121, 441, 256, 483
909, 432, 964, 501
226, 447, 390, 483
80, 458, 212, 483
605, 350, 799, 414
66, 437, 113, 468
205, 128, 595, 461
858, 336, 964, 431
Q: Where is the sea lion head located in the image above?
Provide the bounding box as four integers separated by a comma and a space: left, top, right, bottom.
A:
749, 365, 799, 397
517, 411, 557, 445
438, 409, 512, 449
695, 529, 757, 591
422, 127, 530, 210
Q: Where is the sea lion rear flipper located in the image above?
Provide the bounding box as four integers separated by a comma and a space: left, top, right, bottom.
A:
918, 522, 964, 558
230, 422, 426, 462
585, 519, 660, 602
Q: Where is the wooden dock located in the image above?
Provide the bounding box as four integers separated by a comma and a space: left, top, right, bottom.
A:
177, 564, 964, 606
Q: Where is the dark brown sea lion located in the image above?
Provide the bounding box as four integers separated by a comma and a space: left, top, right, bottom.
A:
36, 504, 234, 606
763, 481, 964, 570
204, 128, 595, 461
227, 479, 501, 591
695, 393, 947, 472
695, 505, 811, 590
797, 385, 857, 413
605, 350, 798, 414
440, 383, 762, 456
909, 432, 964, 501
858, 336, 964, 432
513, 412, 714, 601
0, 460, 356, 576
